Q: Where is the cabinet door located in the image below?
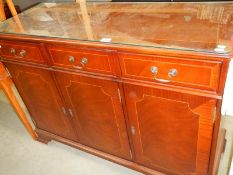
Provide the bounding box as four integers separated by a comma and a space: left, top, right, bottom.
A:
124, 84, 216, 175
55, 71, 131, 160
5, 63, 77, 141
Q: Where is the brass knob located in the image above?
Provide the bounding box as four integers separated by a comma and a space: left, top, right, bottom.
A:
168, 68, 178, 78
68, 56, 75, 63
150, 66, 158, 74
19, 50, 26, 58
10, 48, 16, 55
80, 58, 88, 66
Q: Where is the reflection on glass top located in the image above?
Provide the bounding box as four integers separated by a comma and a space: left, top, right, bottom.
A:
1, 2, 233, 54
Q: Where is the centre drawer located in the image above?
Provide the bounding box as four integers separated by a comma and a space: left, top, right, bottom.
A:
47, 45, 116, 76
118, 52, 222, 92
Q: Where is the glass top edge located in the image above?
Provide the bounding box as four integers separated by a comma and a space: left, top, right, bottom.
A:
0, 32, 230, 56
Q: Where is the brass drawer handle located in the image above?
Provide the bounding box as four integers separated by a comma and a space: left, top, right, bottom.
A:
68, 56, 82, 70
19, 50, 26, 58
10, 48, 16, 55
80, 57, 88, 67
150, 66, 158, 74
150, 66, 178, 83
69, 56, 75, 63
153, 77, 172, 83
10, 48, 27, 58
168, 68, 178, 78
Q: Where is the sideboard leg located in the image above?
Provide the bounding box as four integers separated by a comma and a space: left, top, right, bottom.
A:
36, 133, 52, 144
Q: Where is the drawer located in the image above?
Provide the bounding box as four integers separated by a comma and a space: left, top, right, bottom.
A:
0, 41, 45, 64
47, 46, 115, 75
118, 52, 222, 91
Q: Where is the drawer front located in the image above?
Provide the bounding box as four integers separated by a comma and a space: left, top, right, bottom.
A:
47, 46, 115, 75
0, 41, 45, 63
119, 52, 222, 91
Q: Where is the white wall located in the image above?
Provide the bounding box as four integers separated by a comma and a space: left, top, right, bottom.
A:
222, 61, 233, 116
230, 159, 233, 175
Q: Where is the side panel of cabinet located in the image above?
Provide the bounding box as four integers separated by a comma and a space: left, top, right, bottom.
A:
4, 63, 77, 141
124, 83, 216, 175
54, 71, 131, 160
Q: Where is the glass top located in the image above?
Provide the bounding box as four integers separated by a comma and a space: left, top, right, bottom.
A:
1, 2, 233, 54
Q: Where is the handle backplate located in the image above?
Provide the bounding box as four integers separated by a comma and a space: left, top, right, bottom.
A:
10, 48, 16, 55
19, 50, 26, 58
80, 57, 88, 66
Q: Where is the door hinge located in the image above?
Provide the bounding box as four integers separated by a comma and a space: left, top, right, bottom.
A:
212, 107, 217, 123
131, 126, 136, 135
117, 88, 122, 103
129, 150, 133, 159
68, 109, 74, 117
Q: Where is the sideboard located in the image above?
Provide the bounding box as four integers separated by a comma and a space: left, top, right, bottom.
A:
0, 2, 232, 175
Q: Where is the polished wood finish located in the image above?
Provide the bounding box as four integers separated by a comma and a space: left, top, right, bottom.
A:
36, 130, 52, 144
0, 37, 229, 175
0, 62, 37, 139
0, 3, 231, 175
4, 63, 77, 141
124, 83, 216, 175
0, 40, 45, 64
0, 38, 229, 175
47, 45, 116, 75
208, 99, 225, 175
1, 2, 233, 54
119, 52, 222, 92
55, 71, 131, 159
212, 128, 226, 175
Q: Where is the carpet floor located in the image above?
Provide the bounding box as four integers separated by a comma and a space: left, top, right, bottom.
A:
0, 102, 142, 175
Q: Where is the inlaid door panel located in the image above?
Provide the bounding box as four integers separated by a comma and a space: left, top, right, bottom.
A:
124, 83, 217, 175
55, 71, 131, 160
4, 63, 77, 141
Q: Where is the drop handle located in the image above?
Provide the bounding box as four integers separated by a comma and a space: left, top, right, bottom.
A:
68, 56, 82, 70
150, 66, 178, 83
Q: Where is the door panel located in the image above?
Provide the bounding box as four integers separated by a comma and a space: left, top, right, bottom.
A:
55, 72, 131, 160
5, 63, 77, 141
124, 83, 216, 175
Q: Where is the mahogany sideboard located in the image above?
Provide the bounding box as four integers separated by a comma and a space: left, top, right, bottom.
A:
0, 2, 232, 175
